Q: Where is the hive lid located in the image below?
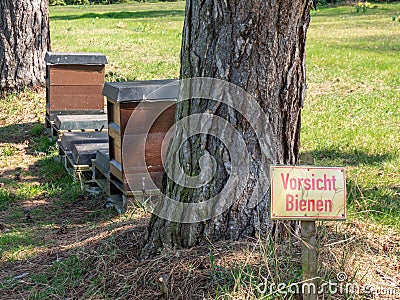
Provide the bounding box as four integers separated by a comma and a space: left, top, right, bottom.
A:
102, 79, 178, 102
54, 114, 108, 131
45, 52, 108, 65
60, 131, 109, 151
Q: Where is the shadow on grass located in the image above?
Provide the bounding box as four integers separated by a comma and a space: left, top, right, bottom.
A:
50, 10, 185, 21
305, 149, 399, 226
332, 33, 400, 54
0, 147, 124, 268
0, 123, 40, 144
311, 5, 395, 17
0, 150, 150, 298
312, 148, 394, 166
347, 176, 400, 225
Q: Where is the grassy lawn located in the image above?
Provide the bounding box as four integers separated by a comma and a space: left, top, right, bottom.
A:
0, 2, 399, 299
304, 5, 400, 229
50, 2, 185, 80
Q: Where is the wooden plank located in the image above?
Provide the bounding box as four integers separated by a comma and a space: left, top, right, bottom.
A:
72, 142, 109, 165
95, 149, 110, 174
93, 176, 109, 194
48, 84, 103, 98
149, 103, 176, 133
48, 85, 104, 110
109, 136, 122, 166
48, 65, 105, 86
122, 132, 168, 170
107, 100, 121, 127
49, 97, 104, 111
54, 114, 108, 131
92, 155, 111, 195
121, 134, 146, 168
145, 132, 168, 167
108, 168, 164, 193
109, 176, 124, 194
119, 101, 175, 134
110, 159, 123, 182
107, 100, 176, 142
124, 165, 163, 174
119, 101, 139, 133
108, 122, 120, 139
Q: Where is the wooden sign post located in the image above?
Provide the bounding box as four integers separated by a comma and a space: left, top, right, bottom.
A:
301, 220, 317, 300
270, 166, 346, 299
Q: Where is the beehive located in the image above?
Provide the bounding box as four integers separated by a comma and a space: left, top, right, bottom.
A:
102, 80, 178, 196
45, 52, 108, 128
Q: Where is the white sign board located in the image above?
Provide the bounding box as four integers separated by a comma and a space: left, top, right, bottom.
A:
270, 166, 346, 220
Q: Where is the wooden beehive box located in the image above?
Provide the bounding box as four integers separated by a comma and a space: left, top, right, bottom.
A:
102, 80, 178, 195
44, 52, 108, 127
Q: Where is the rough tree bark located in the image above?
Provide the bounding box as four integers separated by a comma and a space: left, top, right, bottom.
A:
142, 0, 311, 256
0, 0, 50, 92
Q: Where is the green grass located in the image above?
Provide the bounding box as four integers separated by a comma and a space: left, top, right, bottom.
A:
303, 3, 400, 229
0, 229, 43, 261
0, 131, 83, 260
49, 2, 185, 80
0, 189, 17, 210
0, 89, 44, 125
29, 255, 89, 299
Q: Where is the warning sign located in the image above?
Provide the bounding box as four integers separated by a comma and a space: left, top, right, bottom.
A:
270, 166, 346, 220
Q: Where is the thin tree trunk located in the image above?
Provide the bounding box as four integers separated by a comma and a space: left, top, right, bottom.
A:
142, 0, 311, 256
0, 0, 50, 92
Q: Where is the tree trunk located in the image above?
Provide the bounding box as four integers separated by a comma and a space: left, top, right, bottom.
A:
142, 0, 311, 256
0, 0, 50, 92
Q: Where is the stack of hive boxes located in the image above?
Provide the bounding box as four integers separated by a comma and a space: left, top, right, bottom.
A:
102, 80, 178, 206
45, 52, 109, 179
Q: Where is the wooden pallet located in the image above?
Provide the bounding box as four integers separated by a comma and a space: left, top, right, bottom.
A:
91, 149, 161, 212
60, 149, 92, 183
57, 136, 106, 183
45, 116, 56, 139
109, 175, 161, 210
92, 149, 110, 195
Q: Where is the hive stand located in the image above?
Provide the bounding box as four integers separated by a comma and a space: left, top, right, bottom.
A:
57, 131, 109, 182
92, 149, 110, 195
